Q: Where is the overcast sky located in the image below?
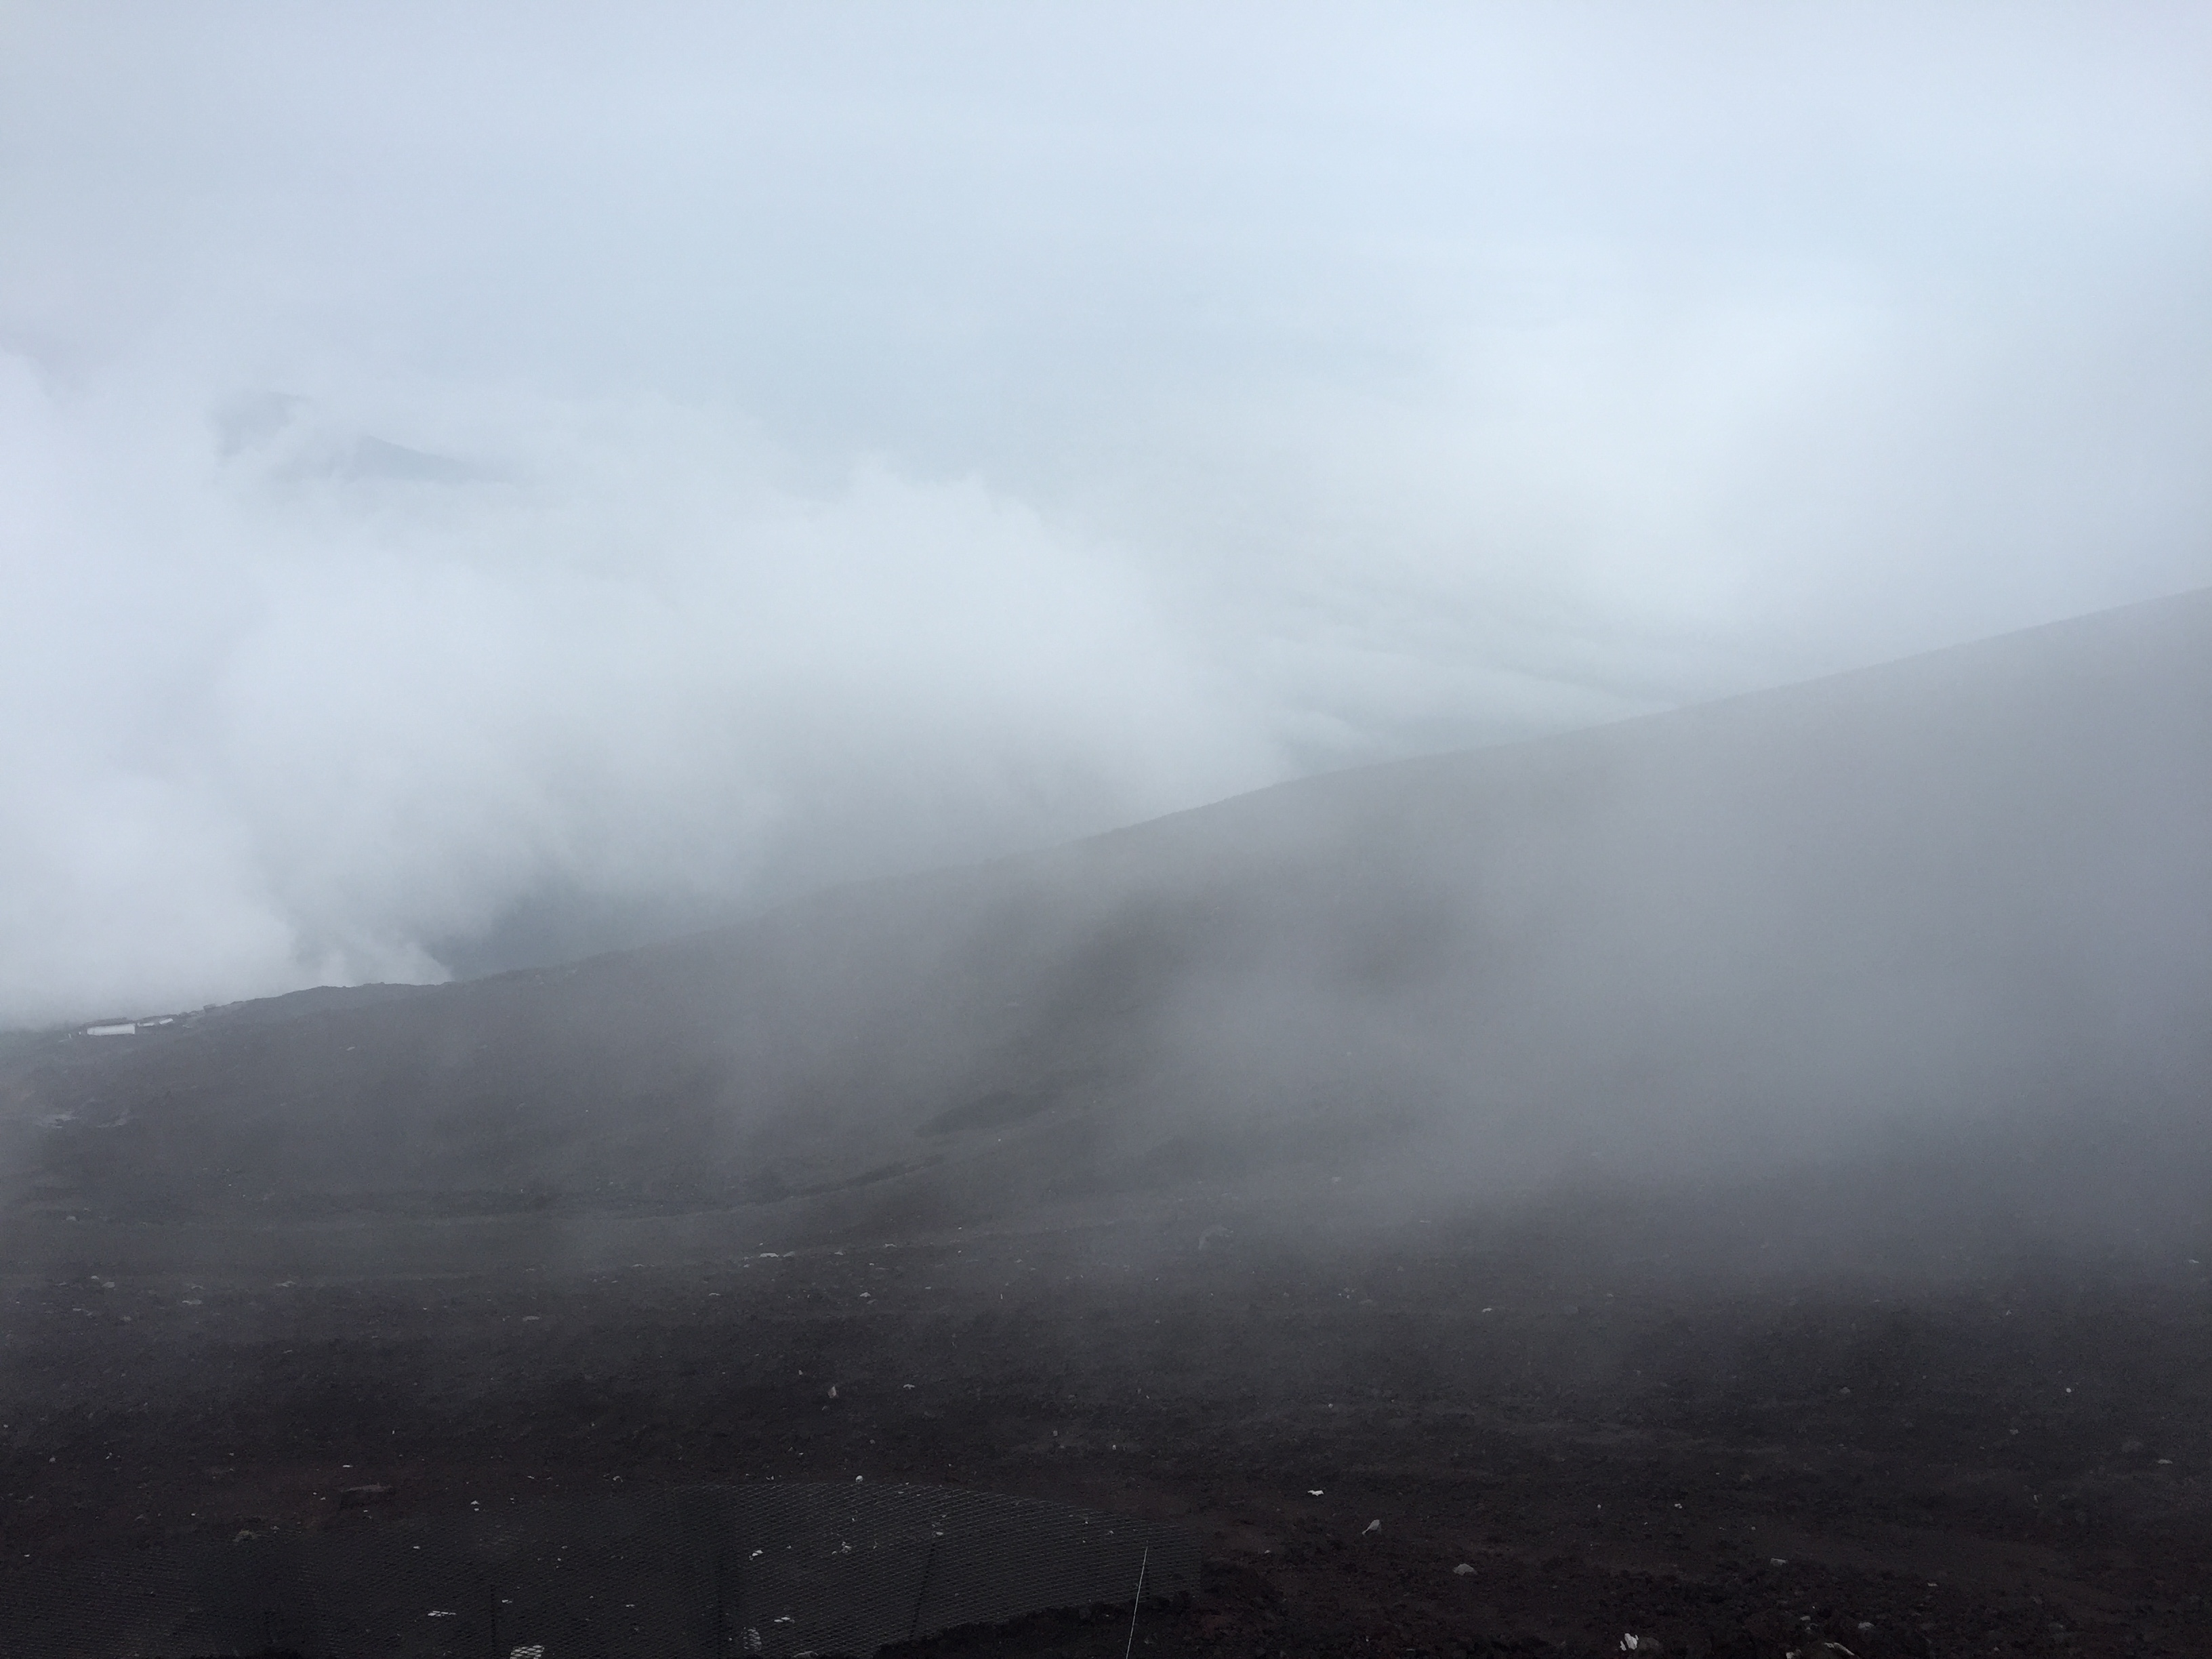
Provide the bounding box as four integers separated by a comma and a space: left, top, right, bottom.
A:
4, 3, 2209, 1027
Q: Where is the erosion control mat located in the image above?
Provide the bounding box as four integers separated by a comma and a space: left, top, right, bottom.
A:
0, 1482, 1195, 1658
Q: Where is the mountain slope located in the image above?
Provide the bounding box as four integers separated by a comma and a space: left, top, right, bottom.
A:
7, 588, 2210, 1257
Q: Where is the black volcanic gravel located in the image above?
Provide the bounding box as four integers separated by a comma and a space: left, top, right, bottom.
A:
5, 1208, 2209, 1658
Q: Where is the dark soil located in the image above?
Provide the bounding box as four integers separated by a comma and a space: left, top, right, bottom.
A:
5, 1197, 2209, 1658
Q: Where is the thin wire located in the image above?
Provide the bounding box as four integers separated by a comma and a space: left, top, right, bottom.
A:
1123, 1543, 1150, 1659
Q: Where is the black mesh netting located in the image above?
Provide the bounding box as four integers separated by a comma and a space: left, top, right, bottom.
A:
0, 1481, 1197, 1658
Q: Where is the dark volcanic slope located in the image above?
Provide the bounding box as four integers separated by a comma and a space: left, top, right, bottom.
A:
5, 588, 2211, 1262
7, 592, 2212, 1659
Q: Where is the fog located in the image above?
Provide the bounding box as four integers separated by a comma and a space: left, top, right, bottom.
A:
5, 5, 2211, 1029
9, 588, 2207, 1281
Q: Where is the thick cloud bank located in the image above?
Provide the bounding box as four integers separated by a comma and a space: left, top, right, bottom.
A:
1, 374, 1269, 1019
3, 5, 2209, 1025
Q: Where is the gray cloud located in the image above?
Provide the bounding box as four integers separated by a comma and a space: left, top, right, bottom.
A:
3, 3, 2209, 1025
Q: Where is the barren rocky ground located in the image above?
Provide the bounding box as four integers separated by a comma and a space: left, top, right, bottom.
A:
5, 1186, 2209, 1658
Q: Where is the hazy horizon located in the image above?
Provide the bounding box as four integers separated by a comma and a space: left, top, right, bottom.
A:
7, 5, 2210, 1027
